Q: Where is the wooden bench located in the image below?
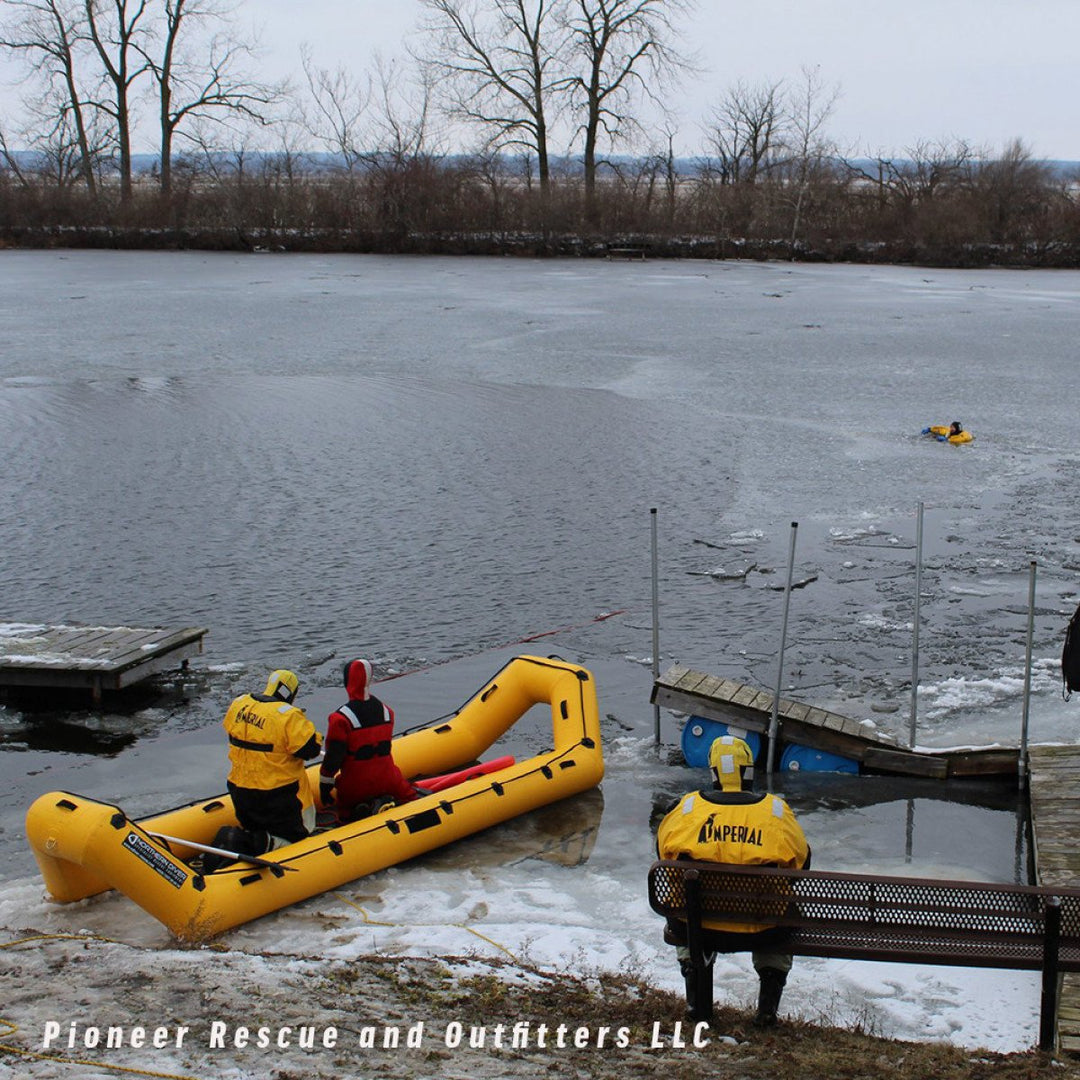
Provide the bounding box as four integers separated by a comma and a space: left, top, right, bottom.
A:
648, 859, 1080, 1050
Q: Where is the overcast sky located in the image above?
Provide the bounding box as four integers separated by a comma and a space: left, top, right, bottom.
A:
254, 0, 1080, 160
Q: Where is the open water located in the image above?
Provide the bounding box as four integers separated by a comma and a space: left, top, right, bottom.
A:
0, 251, 1078, 943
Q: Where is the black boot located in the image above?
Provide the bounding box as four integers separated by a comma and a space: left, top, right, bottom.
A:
679, 957, 714, 1021
201, 826, 268, 873
753, 968, 787, 1028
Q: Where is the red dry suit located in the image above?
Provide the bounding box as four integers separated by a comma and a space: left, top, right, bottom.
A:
319, 659, 416, 821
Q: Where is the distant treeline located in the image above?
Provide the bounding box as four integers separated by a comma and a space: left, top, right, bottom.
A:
3, 0, 1078, 266
2, 143, 1080, 265
3, 143, 1079, 267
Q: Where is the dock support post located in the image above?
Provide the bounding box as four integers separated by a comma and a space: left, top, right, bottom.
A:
651, 507, 661, 748
909, 502, 924, 749
1020, 559, 1037, 790
767, 521, 798, 776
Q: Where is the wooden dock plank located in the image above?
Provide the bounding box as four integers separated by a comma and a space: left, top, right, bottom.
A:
732, 685, 760, 707
672, 668, 708, 695
693, 674, 728, 700
748, 691, 774, 713
659, 663, 690, 687
1028, 745, 1080, 1051
781, 701, 810, 721
106, 627, 208, 670
862, 747, 949, 779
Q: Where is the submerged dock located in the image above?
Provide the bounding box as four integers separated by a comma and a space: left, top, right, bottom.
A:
651, 663, 1018, 778
0, 623, 207, 701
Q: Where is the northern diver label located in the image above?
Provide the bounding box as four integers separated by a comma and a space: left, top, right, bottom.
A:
123, 832, 188, 889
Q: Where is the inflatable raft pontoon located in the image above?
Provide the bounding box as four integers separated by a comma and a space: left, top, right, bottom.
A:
25, 655, 604, 940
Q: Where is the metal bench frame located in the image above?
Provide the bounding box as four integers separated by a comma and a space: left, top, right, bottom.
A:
648, 859, 1080, 1050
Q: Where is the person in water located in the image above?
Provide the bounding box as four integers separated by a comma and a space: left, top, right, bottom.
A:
922, 421, 969, 442
319, 658, 418, 822
655, 736, 810, 1027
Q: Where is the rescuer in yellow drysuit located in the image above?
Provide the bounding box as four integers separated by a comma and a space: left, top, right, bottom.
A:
219, 669, 322, 857
656, 736, 810, 1027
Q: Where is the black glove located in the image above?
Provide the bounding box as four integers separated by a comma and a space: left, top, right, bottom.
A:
319, 779, 335, 805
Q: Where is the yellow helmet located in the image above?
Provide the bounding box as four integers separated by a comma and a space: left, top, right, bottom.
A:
264, 669, 299, 704
708, 736, 755, 792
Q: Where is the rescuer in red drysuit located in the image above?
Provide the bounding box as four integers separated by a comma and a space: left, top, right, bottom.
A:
318, 658, 418, 822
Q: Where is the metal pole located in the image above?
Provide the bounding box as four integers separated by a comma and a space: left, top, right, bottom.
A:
1020, 559, 1037, 790
767, 521, 798, 776
651, 507, 661, 748
909, 502, 924, 749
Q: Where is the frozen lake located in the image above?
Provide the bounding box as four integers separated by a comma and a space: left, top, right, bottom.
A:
1, 251, 1078, 1050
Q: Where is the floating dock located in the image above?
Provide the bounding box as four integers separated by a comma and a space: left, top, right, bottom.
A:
651, 663, 1018, 779
0, 623, 207, 701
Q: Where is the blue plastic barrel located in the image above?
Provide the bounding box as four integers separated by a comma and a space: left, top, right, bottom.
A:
779, 743, 859, 774
681, 717, 762, 767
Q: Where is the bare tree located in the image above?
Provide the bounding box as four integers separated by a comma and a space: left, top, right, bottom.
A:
784, 65, 839, 248
2, 84, 110, 187
562, 0, 692, 221
419, 0, 564, 210
83, 0, 153, 203
847, 139, 973, 227
300, 44, 372, 173
973, 137, 1053, 243
368, 53, 438, 169
656, 119, 679, 226
151, 0, 276, 196
364, 54, 445, 238
0, 0, 100, 193
703, 79, 784, 185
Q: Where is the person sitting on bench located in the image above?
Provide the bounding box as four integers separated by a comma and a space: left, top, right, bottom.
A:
656, 735, 810, 1027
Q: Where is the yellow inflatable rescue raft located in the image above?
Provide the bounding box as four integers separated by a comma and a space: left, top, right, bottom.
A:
25, 655, 603, 940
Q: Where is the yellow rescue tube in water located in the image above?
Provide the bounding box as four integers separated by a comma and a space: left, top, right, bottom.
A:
25, 655, 604, 940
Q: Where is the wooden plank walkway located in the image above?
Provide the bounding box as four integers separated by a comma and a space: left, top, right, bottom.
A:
652, 663, 1019, 779
0, 623, 207, 700
1028, 744, 1080, 1054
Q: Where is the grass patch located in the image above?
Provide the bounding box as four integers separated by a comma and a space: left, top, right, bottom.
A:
307, 953, 1080, 1080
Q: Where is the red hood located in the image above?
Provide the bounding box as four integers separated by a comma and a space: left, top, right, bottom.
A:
344, 658, 372, 701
